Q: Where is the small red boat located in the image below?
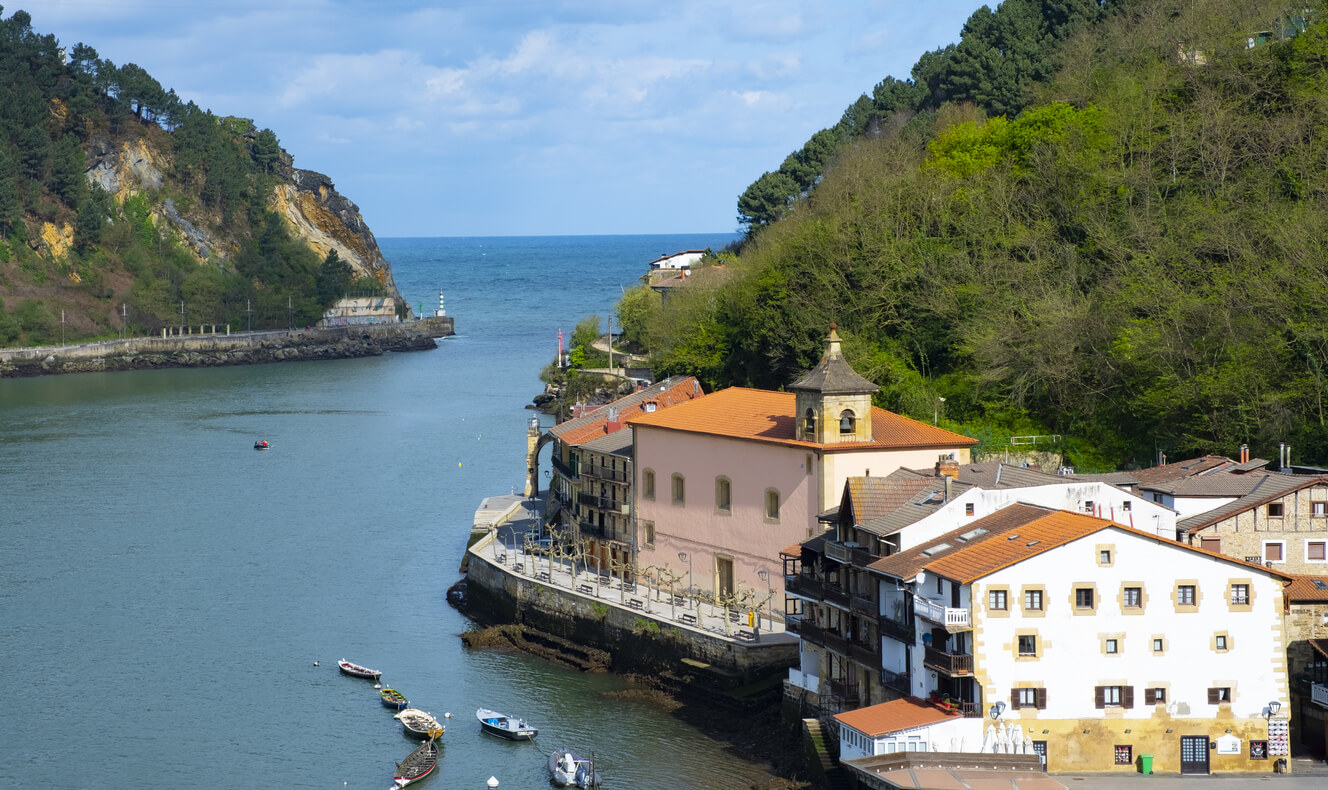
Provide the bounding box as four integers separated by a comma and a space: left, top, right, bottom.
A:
254, 440, 269, 450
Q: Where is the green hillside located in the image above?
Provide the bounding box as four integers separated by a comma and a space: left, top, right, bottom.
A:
0, 8, 383, 346
639, 0, 1328, 469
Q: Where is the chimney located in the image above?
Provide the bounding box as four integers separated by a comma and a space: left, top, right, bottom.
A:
936, 453, 959, 479
1239, 444, 1249, 464
944, 475, 953, 502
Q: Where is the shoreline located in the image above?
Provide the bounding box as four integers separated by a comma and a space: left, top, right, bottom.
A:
0, 318, 453, 378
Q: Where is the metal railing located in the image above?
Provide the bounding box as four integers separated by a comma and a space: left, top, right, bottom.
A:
880, 668, 910, 695
550, 455, 579, 481
576, 492, 622, 511
584, 465, 629, 484
1313, 682, 1328, 709
784, 573, 824, 600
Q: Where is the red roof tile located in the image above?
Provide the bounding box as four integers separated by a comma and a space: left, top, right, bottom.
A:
625, 387, 975, 450
834, 697, 960, 737
1286, 575, 1328, 603
550, 376, 702, 446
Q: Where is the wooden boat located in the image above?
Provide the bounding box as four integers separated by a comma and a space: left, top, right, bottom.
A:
548, 749, 602, 788
337, 658, 382, 681
395, 708, 445, 740
380, 687, 409, 710
476, 707, 537, 740
392, 737, 439, 788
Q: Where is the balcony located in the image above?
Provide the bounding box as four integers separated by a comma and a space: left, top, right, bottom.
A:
880, 617, 915, 644
851, 593, 878, 617
1313, 682, 1328, 709
577, 520, 611, 540
924, 646, 973, 676
824, 540, 876, 567
849, 638, 881, 665
576, 492, 624, 512
822, 582, 850, 609
784, 574, 824, 601
880, 668, 910, 695
913, 597, 971, 632
796, 621, 849, 656
584, 465, 629, 484
826, 677, 860, 707
550, 455, 579, 481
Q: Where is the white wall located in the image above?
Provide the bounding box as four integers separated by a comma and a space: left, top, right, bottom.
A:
839, 717, 978, 761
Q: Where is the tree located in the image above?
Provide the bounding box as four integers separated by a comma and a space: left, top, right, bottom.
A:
615, 285, 661, 351
251, 128, 281, 174
51, 135, 86, 208
316, 248, 353, 304
75, 182, 110, 252
0, 144, 20, 240
736, 170, 799, 230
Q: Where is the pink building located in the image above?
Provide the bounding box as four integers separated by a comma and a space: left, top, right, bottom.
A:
629, 327, 976, 608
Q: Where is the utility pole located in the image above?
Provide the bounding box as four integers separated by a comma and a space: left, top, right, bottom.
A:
180, 300, 185, 335
61, 309, 66, 346
246, 299, 253, 333
121, 303, 127, 339
287, 295, 293, 330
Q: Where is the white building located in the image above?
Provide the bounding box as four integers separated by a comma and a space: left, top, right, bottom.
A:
647, 249, 707, 270
867, 504, 1290, 774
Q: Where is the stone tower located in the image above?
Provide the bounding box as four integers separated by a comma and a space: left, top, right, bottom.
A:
524, 416, 541, 498
788, 324, 879, 444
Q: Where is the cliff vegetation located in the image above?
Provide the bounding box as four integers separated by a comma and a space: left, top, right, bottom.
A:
0, 7, 400, 346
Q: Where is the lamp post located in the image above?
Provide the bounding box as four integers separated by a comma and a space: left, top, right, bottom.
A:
934, 396, 945, 426
1266, 700, 1281, 720
757, 568, 772, 630
678, 551, 693, 610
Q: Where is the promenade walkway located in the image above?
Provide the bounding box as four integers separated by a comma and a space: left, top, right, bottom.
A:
470, 494, 795, 645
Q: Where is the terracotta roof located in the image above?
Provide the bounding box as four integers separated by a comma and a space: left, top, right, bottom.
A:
626, 387, 976, 451
866, 504, 1056, 581
1286, 575, 1328, 603
549, 375, 702, 446
1178, 475, 1328, 534
833, 697, 960, 737
789, 327, 878, 395
780, 542, 805, 558
844, 476, 951, 524
858, 482, 973, 538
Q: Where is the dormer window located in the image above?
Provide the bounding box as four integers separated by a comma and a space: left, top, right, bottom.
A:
839, 410, 856, 435
804, 409, 816, 436
644, 402, 657, 413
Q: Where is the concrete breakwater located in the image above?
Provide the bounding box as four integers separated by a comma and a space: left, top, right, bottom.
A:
0, 317, 453, 378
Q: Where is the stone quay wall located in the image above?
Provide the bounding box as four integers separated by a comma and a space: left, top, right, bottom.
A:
0, 319, 452, 378
465, 541, 797, 686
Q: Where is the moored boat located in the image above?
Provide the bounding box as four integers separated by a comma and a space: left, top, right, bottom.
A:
393, 737, 439, 788
337, 658, 382, 681
380, 687, 409, 710
548, 749, 602, 788
475, 707, 537, 740
254, 440, 269, 450
395, 708, 445, 740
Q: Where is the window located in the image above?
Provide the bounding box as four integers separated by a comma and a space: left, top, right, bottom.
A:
1153, 638, 1165, 653
1105, 638, 1119, 654
1024, 589, 1043, 611
1265, 541, 1284, 562
989, 590, 1008, 610
838, 409, 856, 434
965, 502, 975, 516
1310, 541, 1327, 562
1115, 745, 1133, 765
1208, 687, 1231, 704
803, 409, 816, 437
1085, 500, 1096, 513
1268, 502, 1285, 517
671, 473, 685, 505
641, 520, 655, 548
764, 489, 781, 521
1177, 585, 1196, 606
1145, 687, 1167, 704
1215, 634, 1228, 651
1123, 587, 1142, 608
1099, 549, 1111, 564
1095, 685, 1132, 708
936, 576, 943, 595
1018, 634, 1037, 656
1122, 501, 1132, 511
1075, 588, 1095, 609
1012, 687, 1046, 710
1230, 584, 1250, 605
1314, 501, 1328, 517
715, 477, 731, 514
643, 469, 656, 500
1200, 537, 1221, 553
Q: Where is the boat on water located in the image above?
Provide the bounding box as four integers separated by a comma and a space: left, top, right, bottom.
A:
395, 708, 445, 740
253, 440, 269, 450
380, 687, 409, 710
475, 707, 537, 740
337, 658, 382, 681
392, 737, 439, 788
548, 749, 602, 788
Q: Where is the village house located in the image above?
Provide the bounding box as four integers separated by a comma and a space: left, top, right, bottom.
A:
628, 326, 975, 611
784, 464, 1174, 712
1285, 574, 1328, 759
543, 376, 703, 575
832, 504, 1292, 774
1178, 475, 1328, 573
647, 249, 707, 271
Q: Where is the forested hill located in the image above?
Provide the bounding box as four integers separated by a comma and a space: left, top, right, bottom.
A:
642, 0, 1328, 469
0, 8, 401, 346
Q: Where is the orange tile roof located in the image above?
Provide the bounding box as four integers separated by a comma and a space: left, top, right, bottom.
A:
919, 509, 1293, 585
550, 376, 703, 446
1286, 575, 1328, 603
833, 697, 960, 737
625, 387, 976, 450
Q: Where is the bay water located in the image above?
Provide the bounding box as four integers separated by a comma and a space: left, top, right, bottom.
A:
0, 234, 773, 789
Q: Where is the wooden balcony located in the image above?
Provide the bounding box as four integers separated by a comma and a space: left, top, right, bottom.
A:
880, 617, 915, 644
826, 677, 860, 707
924, 646, 973, 676
784, 573, 823, 601
851, 593, 878, 617
796, 621, 848, 656
825, 540, 876, 567
880, 668, 910, 695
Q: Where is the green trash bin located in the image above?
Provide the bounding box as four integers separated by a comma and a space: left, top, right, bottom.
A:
1139, 754, 1154, 774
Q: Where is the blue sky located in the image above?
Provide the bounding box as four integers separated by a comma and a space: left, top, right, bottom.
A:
32, 1, 981, 237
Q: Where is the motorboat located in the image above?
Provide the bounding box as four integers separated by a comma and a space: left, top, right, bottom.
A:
475, 707, 537, 740
254, 440, 269, 450
548, 749, 602, 788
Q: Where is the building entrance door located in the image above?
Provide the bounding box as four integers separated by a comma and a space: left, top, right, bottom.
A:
715, 556, 734, 598
1180, 735, 1210, 774
1031, 741, 1047, 771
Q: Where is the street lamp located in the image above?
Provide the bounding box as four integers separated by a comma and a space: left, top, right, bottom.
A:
990, 701, 1006, 719
757, 568, 772, 630
678, 551, 693, 610
934, 396, 946, 426
1266, 700, 1281, 719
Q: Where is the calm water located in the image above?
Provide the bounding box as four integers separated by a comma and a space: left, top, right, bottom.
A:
0, 234, 768, 789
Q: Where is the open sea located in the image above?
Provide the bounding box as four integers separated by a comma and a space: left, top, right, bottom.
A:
0, 234, 774, 789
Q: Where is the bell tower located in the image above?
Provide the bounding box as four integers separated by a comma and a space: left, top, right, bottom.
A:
788, 324, 879, 444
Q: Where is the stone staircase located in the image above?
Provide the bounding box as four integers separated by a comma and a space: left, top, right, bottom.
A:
802, 718, 851, 790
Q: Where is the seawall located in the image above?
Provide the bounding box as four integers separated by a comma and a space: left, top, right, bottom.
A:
0, 318, 454, 378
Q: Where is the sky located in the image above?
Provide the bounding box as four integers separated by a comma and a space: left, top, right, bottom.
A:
30, 1, 982, 237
